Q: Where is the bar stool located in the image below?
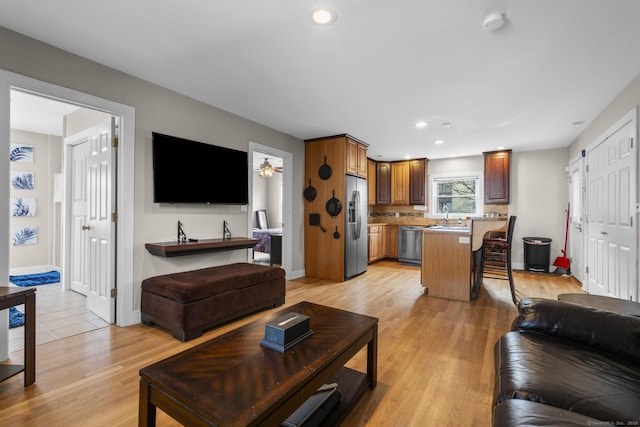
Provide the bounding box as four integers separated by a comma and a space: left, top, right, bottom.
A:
482, 216, 518, 306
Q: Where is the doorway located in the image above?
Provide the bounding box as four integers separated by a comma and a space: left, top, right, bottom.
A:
7, 91, 116, 343
0, 69, 136, 339
248, 142, 293, 276
251, 151, 283, 266
568, 153, 585, 284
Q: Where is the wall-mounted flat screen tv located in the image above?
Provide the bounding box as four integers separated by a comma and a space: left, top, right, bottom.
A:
152, 132, 249, 204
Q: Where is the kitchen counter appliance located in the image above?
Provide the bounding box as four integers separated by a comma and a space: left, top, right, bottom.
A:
398, 226, 426, 265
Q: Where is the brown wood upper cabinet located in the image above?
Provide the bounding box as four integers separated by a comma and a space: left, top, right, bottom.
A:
346, 138, 367, 178
391, 161, 409, 205
484, 149, 511, 204
409, 159, 428, 205
376, 162, 391, 205
367, 159, 377, 205
372, 158, 428, 206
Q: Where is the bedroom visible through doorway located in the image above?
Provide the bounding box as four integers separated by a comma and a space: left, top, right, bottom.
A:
251, 152, 284, 267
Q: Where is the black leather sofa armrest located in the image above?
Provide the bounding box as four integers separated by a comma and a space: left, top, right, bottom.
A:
512, 298, 640, 364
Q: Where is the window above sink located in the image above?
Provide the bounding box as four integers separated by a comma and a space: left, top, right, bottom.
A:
430, 171, 484, 219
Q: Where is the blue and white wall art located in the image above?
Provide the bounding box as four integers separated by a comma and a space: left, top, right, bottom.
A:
12, 226, 38, 246
9, 143, 34, 163
10, 198, 36, 217
10, 170, 34, 190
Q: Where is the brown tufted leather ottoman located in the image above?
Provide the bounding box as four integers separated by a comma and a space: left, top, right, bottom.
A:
141, 262, 285, 341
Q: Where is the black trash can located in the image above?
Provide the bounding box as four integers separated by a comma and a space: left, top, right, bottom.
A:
523, 237, 552, 273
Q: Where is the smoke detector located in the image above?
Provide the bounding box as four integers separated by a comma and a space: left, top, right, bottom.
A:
482, 12, 505, 31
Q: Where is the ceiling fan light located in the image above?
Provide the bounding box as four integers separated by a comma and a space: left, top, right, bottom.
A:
259, 158, 274, 179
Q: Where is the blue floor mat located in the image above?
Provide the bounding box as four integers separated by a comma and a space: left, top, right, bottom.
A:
9, 307, 24, 328
9, 270, 60, 287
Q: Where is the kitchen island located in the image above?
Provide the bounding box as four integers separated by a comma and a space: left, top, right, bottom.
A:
421, 218, 507, 301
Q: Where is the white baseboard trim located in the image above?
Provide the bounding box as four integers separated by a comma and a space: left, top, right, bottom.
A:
287, 268, 305, 280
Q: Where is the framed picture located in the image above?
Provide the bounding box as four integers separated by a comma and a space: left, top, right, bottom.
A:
9, 143, 34, 163
10, 198, 36, 216
10, 170, 34, 190
12, 226, 38, 246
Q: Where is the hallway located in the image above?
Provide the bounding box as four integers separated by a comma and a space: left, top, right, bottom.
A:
8, 283, 109, 352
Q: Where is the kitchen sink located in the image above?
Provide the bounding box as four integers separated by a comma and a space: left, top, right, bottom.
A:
428, 225, 470, 231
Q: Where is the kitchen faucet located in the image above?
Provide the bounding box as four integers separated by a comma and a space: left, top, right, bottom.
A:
443, 205, 449, 224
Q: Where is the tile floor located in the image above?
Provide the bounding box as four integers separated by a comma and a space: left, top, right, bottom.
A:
8, 283, 110, 353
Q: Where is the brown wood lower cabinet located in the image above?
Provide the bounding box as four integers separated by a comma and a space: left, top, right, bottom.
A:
369, 224, 398, 263
368, 225, 382, 263
385, 225, 398, 258
421, 229, 472, 301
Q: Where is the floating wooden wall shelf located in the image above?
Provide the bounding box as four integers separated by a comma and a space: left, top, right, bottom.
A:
145, 237, 258, 257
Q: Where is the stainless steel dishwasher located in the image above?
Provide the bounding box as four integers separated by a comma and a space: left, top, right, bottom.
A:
398, 226, 425, 265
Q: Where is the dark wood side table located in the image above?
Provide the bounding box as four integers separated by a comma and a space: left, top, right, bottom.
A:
558, 293, 640, 317
0, 286, 36, 386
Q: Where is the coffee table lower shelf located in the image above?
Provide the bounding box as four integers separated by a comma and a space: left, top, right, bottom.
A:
320, 366, 370, 426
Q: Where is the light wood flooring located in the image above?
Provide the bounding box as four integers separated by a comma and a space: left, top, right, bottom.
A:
0, 261, 582, 426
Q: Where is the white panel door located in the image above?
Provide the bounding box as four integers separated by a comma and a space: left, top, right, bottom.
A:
568, 155, 584, 284
86, 118, 116, 323
70, 142, 89, 295
65, 117, 116, 323
586, 114, 636, 300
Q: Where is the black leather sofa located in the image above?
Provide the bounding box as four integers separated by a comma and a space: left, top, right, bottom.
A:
493, 298, 640, 426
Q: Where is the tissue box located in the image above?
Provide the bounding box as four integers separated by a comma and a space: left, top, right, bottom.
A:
260, 312, 313, 353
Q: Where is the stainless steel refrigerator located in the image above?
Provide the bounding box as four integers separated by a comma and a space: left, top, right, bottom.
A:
345, 175, 368, 280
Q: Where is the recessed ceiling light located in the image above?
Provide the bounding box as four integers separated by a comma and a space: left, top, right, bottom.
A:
311, 7, 337, 25
571, 120, 585, 126
434, 140, 445, 145
441, 122, 451, 128
415, 121, 427, 128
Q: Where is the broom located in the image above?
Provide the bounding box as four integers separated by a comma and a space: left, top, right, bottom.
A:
553, 203, 571, 274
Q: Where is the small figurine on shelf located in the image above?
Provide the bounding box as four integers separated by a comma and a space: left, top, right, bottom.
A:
223, 220, 232, 240
177, 221, 187, 244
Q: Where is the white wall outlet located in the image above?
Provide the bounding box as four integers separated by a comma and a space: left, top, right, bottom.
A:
395, 212, 400, 217
241, 205, 247, 212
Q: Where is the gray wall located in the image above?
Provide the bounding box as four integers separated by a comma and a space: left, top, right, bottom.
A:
570, 72, 640, 158
0, 27, 306, 312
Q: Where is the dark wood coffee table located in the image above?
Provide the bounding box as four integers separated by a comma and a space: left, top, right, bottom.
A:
139, 301, 378, 426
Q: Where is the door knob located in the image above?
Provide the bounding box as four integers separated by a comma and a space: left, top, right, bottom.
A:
82, 225, 91, 231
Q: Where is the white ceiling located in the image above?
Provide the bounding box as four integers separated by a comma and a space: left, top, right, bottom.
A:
3, 1, 640, 160
10, 90, 78, 136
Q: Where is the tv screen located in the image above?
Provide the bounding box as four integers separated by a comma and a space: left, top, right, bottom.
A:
152, 132, 249, 204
